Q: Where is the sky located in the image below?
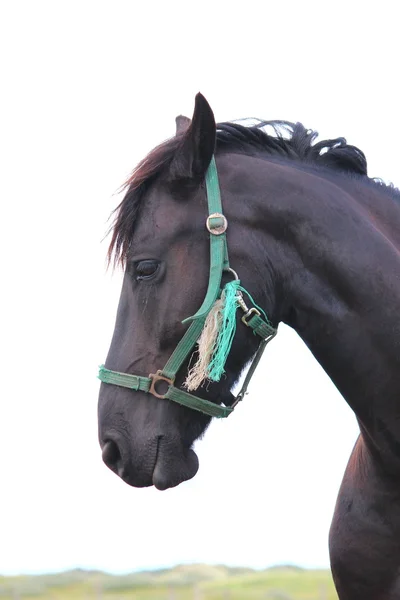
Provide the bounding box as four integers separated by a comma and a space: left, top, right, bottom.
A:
1, 0, 399, 576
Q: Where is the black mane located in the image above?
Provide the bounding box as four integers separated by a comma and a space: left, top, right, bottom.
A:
108, 119, 395, 265
216, 120, 368, 175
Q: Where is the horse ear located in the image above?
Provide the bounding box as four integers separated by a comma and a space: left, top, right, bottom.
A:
170, 93, 216, 180
175, 115, 191, 135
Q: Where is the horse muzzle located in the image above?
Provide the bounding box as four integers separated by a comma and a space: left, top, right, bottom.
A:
101, 434, 199, 490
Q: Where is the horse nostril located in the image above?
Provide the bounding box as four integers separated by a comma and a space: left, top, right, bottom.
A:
102, 439, 122, 469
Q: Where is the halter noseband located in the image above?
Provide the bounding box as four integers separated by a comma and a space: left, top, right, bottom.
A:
98, 157, 277, 418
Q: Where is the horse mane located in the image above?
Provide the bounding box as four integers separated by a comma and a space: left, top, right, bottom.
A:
216, 120, 368, 175
108, 119, 393, 266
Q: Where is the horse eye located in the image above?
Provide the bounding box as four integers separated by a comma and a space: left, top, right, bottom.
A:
135, 260, 160, 281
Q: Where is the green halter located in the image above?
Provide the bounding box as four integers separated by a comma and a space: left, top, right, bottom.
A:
98, 156, 277, 418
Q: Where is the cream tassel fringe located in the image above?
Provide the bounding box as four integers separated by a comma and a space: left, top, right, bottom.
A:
183, 298, 223, 391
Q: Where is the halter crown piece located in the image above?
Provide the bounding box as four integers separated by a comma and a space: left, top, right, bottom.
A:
98, 157, 277, 418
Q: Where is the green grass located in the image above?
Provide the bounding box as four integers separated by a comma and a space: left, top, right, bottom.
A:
0, 565, 338, 599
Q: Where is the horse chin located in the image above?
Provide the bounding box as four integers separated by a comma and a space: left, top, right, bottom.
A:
152, 446, 199, 491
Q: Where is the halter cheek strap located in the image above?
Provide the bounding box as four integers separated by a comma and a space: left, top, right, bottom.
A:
98, 156, 277, 418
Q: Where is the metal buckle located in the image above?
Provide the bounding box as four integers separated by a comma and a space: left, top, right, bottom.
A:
230, 391, 248, 409
149, 370, 174, 399
241, 307, 261, 326
206, 213, 228, 235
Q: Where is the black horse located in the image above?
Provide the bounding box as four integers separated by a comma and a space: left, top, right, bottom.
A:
98, 94, 400, 599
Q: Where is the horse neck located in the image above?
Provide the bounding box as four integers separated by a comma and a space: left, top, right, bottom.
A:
223, 153, 400, 471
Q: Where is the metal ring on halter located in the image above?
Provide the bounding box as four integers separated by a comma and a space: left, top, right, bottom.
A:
206, 213, 228, 235
149, 370, 174, 399
225, 267, 239, 280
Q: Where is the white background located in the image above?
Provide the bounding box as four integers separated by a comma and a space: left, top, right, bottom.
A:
1, 0, 398, 575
